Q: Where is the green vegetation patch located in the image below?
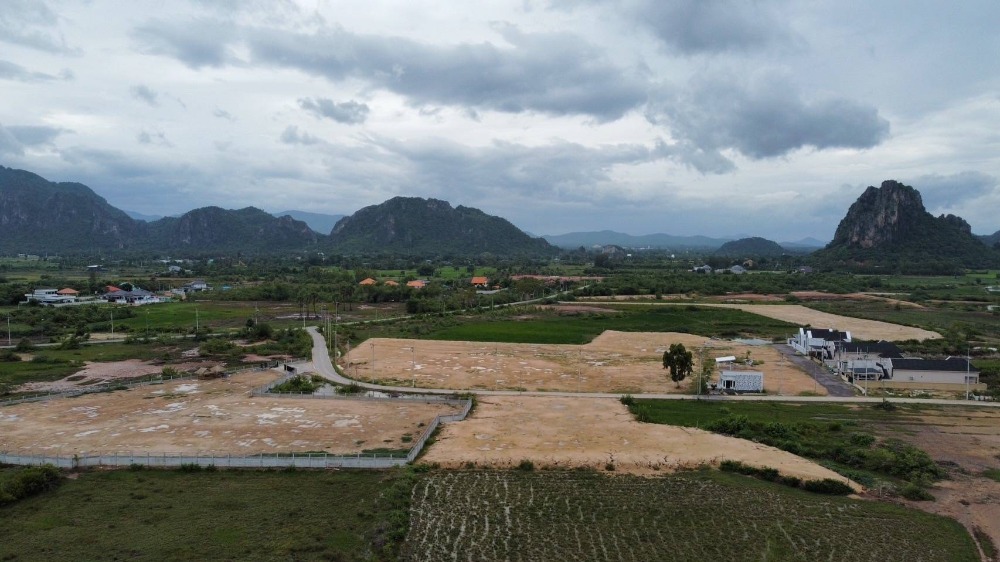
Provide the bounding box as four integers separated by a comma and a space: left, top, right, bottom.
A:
0, 468, 413, 561
627, 400, 944, 489
421, 305, 794, 344
404, 470, 977, 561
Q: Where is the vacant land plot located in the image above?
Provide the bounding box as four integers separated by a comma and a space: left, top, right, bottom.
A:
345, 331, 823, 395
0, 370, 458, 456
405, 470, 976, 562
420, 395, 849, 483
0, 469, 410, 561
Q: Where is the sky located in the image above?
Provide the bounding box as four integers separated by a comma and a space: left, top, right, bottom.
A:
2, 0, 999, 242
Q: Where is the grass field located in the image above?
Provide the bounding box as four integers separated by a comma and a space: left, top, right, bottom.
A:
405, 470, 977, 561
400, 306, 795, 345
0, 468, 412, 561
625, 399, 947, 489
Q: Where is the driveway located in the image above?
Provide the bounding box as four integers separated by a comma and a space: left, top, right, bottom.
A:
774, 344, 856, 397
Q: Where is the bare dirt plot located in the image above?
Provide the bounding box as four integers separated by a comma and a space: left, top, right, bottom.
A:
421, 395, 855, 487
664, 303, 939, 341
0, 370, 459, 456
345, 331, 824, 395
16, 359, 227, 393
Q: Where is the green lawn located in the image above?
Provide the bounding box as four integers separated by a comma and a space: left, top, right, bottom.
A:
0, 469, 412, 561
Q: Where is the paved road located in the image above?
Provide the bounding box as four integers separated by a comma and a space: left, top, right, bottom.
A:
304, 327, 1000, 407
774, 344, 857, 397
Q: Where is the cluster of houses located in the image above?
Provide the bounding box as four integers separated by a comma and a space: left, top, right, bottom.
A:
23, 279, 211, 307
357, 276, 493, 291
789, 327, 981, 391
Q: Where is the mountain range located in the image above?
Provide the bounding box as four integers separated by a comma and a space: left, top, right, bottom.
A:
2, 165, 998, 263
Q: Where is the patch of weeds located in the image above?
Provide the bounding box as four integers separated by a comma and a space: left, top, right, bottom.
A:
899, 483, 935, 501
517, 459, 535, 471
973, 526, 998, 561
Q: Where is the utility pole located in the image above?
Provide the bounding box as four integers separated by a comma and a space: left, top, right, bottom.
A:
195, 307, 199, 331
967, 345, 971, 400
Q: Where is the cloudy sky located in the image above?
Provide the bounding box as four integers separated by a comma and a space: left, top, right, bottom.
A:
2, 0, 999, 241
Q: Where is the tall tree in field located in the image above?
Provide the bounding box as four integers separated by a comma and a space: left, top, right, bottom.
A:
662, 343, 694, 388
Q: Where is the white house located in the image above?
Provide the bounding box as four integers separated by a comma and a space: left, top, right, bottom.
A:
887, 358, 979, 385
788, 328, 851, 359
23, 288, 76, 305
718, 371, 764, 392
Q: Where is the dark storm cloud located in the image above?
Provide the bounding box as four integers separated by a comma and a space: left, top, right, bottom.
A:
909, 171, 998, 210
131, 19, 237, 68
628, 0, 792, 54
298, 97, 370, 125
279, 125, 321, 145
130, 84, 159, 106
0, 0, 79, 54
0, 59, 57, 82
648, 72, 889, 168
133, 20, 647, 120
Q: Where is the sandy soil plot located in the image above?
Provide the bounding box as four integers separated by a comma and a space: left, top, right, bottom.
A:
421, 395, 854, 487
344, 331, 824, 395
705, 304, 940, 340
0, 370, 459, 456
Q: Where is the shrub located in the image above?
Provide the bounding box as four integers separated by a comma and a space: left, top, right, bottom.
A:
619, 394, 635, 406
801, 479, 853, 495
899, 483, 935, 501
705, 415, 751, 435
849, 432, 877, 447
15, 338, 34, 352
517, 459, 535, 471
0, 349, 20, 362
0, 465, 62, 506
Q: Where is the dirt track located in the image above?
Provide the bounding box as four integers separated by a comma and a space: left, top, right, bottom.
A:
344, 331, 825, 395
0, 371, 459, 456
422, 395, 855, 486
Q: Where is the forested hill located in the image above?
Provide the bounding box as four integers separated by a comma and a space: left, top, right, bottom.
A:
144, 207, 320, 254
0, 166, 142, 253
0, 166, 320, 255
811, 179, 1000, 272
329, 197, 557, 256
714, 237, 788, 257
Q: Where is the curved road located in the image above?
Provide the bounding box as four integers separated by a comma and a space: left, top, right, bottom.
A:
304, 327, 1000, 407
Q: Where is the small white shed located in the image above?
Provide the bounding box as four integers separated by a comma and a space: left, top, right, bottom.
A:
719, 370, 764, 392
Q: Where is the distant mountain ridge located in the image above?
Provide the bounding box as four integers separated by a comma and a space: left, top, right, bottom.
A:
0, 166, 319, 255
812, 179, 1000, 271
330, 197, 555, 256
543, 230, 732, 249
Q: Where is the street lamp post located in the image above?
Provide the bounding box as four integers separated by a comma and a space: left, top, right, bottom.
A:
404, 346, 415, 387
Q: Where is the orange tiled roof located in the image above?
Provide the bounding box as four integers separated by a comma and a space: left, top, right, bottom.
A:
406, 280, 426, 288
471, 276, 489, 285
57, 288, 80, 295
359, 277, 377, 286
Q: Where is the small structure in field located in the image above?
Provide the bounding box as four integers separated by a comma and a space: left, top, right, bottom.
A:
718, 370, 764, 392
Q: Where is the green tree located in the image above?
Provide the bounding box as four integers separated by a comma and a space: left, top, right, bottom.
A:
662, 343, 694, 388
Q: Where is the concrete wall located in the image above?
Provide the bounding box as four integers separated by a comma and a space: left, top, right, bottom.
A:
892, 369, 979, 385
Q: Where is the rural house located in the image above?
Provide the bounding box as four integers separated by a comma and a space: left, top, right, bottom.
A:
788, 327, 851, 359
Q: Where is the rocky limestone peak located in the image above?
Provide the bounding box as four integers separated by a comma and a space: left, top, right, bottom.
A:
831, 180, 928, 249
